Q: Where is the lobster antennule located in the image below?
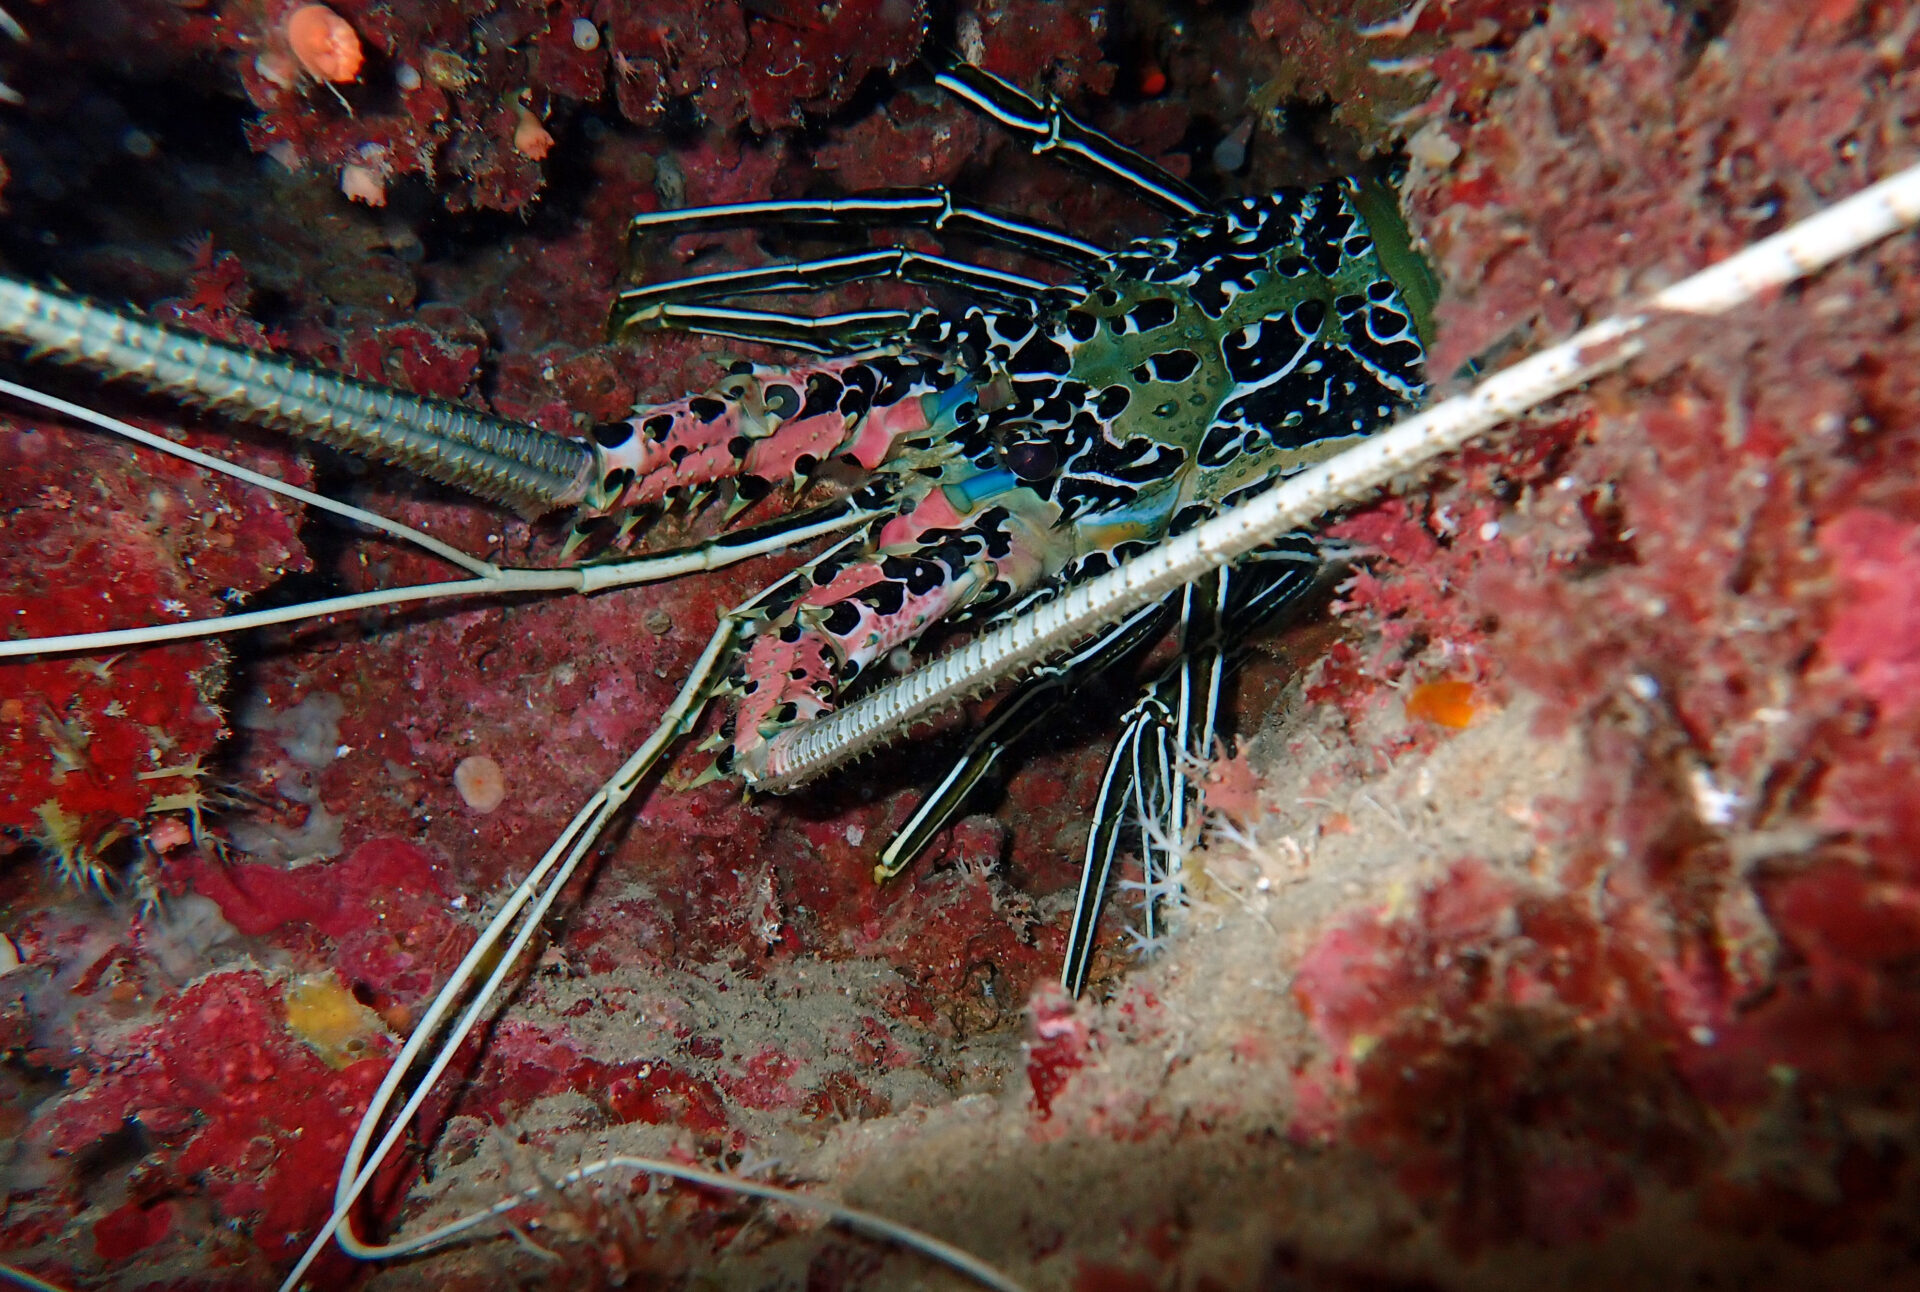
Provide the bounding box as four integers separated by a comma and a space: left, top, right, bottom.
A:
0, 275, 600, 518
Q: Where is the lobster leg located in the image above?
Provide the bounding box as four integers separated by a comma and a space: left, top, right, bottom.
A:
610, 246, 1073, 336
629, 186, 1112, 273
873, 591, 1181, 879
934, 64, 1209, 217
1062, 582, 1212, 996
1068, 691, 1166, 996
1061, 537, 1324, 994
614, 303, 926, 356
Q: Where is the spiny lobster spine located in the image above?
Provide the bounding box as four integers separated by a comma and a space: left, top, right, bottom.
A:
0, 276, 597, 517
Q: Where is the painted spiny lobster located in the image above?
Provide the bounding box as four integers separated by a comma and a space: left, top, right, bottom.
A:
0, 63, 1430, 998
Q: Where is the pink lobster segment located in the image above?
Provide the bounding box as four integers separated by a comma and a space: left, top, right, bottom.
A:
725, 487, 1063, 780
586, 356, 958, 517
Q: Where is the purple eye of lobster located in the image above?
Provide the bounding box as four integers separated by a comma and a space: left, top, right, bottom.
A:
1003, 441, 1058, 481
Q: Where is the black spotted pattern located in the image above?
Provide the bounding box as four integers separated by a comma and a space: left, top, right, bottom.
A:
723, 178, 1427, 724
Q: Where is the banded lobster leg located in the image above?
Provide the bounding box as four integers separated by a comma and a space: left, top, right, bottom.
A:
611, 245, 1077, 339
1061, 535, 1324, 994
625, 186, 1115, 269
933, 63, 1208, 217
610, 185, 1112, 350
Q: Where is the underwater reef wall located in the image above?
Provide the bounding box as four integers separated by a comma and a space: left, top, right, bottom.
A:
2, 0, 1919, 1288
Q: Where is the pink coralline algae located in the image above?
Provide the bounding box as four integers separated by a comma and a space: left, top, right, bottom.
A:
1815, 509, 1920, 722
46, 0, 938, 215
1025, 985, 1092, 1121
0, 430, 306, 881
1291, 862, 1703, 1253
1267, 0, 1920, 1269
25, 971, 397, 1280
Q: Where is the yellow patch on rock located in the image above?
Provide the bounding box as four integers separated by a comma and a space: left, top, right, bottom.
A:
283, 973, 389, 1068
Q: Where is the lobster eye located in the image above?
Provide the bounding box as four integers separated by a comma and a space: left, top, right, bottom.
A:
763, 384, 800, 419
1003, 440, 1059, 481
